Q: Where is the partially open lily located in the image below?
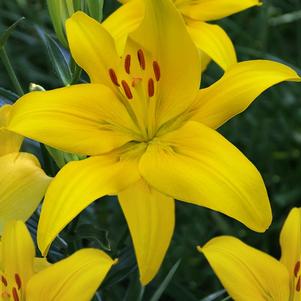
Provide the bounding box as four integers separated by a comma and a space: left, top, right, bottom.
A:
0, 104, 51, 231
0, 220, 115, 301
103, 0, 262, 71
8, 0, 300, 284
199, 207, 301, 301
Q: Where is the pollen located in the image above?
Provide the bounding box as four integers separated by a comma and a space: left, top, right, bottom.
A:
295, 261, 300, 278
15, 273, 22, 290
121, 80, 133, 99
108, 68, 119, 86
297, 276, 301, 292
148, 78, 155, 97
12, 287, 19, 301
137, 49, 146, 70
1, 275, 8, 287
124, 54, 131, 74
153, 61, 161, 81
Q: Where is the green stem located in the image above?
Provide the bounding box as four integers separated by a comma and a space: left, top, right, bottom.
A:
0, 47, 24, 95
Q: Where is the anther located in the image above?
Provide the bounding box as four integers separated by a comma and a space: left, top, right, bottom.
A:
148, 78, 155, 97
121, 80, 133, 99
153, 61, 161, 81
296, 276, 301, 292
1, 275, 8, 287
15, 274, 21, 290
124, 54, 131, 74
12, 287, 19, 301
137, 49, 146, 70
108, 68, 119, 86
295, 261, 300, 277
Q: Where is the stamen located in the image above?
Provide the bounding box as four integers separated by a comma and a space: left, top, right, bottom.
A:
148, 78, 155, 97
108, 68, 119, 86
121, 80, 133, 99
137, 49, 146, 70
153, 61, 161, 81
15, 274, 21, 290
12, 287, 19, 301
131, 77, 142, 88
124, 54, 131, 74
295, 261, 301, 277
296, 276, 301, 292
1, 275, 8, 287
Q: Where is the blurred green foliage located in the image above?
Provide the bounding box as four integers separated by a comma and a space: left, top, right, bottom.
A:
0, 0, 301, 300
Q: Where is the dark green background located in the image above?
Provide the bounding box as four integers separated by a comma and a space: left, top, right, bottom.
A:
0, 1, 300, 300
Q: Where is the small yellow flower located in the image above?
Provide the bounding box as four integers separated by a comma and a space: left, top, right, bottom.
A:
199, 207, 301, 301
0, 220, 115, 301
104, 0, 262, 71
0, 105, 51, 231
8, 0, 299, 284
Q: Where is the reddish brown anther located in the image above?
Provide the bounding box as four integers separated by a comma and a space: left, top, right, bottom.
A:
12, 287, 19, 301
148, 78, 155, 97
296, 276, 301, 292
121, 80, 133, 99
295, 261, 301, 277
137, 49, 146, 70
153, 61, 161, 81
14, 274, 21, 290
1, 275, 8, 287
124, 54, 131, 74
108, 68, 119, 86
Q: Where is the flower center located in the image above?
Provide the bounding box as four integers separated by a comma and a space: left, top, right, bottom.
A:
1, 273, 22, 301
108, 48, 162, 141
294, 260, 301, 293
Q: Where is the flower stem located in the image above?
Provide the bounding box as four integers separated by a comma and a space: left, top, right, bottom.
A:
0, 47, 24, 95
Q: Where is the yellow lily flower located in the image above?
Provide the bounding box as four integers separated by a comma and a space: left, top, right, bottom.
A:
103, 0, 261, 71
0, 220, 115, 301
7, 0, 300, 284
199, 207, 301, 301
0, 105, 51, 231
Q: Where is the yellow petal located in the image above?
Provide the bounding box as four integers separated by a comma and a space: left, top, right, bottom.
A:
8, 84, 137, 156
280, 207, 301, 299
66, 11, 119, 86
2, 220, 35, 287
102, 0, 143, 56
199, 236, 290, 301
33, 258, 51, 273
186, 21, 236, 71
26, 249, 115, 301
140, 121, 271, 232
118, 179, 175, 285
129, 0, 201, 127
0, 105, 23, 156
192, 60, 300, 129
38, 154, 140, 256
0, 153, 51, 231
178, 0, 261, 21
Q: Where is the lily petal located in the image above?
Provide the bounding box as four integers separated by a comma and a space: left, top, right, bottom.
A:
1, 220, 35, 287
8, 84, 137, 156
192, 60, 300, 129
280, 207, 301, 298
37, 154, 140, 256
199, 236, 290, 301
186, 21, 236, 71
66, 11, 119, 86
26, 249, 115, 301
129, 0, 201, 127
140, 121, 271, 232
178, 0, 261, 21
0, 105, 23, 156
102, 0, 143, 56
118, 179, 175, 285
0, 153, 51, 231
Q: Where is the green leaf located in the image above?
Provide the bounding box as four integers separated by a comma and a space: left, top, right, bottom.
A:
0, 17, 25, 49
36, 27, 73, 86
86, 0, 104, 21
0, 87, 19, 103
200, 290, 227, 301
149, 260, 181, 301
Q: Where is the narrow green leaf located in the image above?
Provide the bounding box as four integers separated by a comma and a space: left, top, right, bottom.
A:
149, 260, 181, 301
36, 27, 73, 86
0, 87, 19, 103
0, 17, 25, 48
87, 0, 104, 21
200, 290, 227, 301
